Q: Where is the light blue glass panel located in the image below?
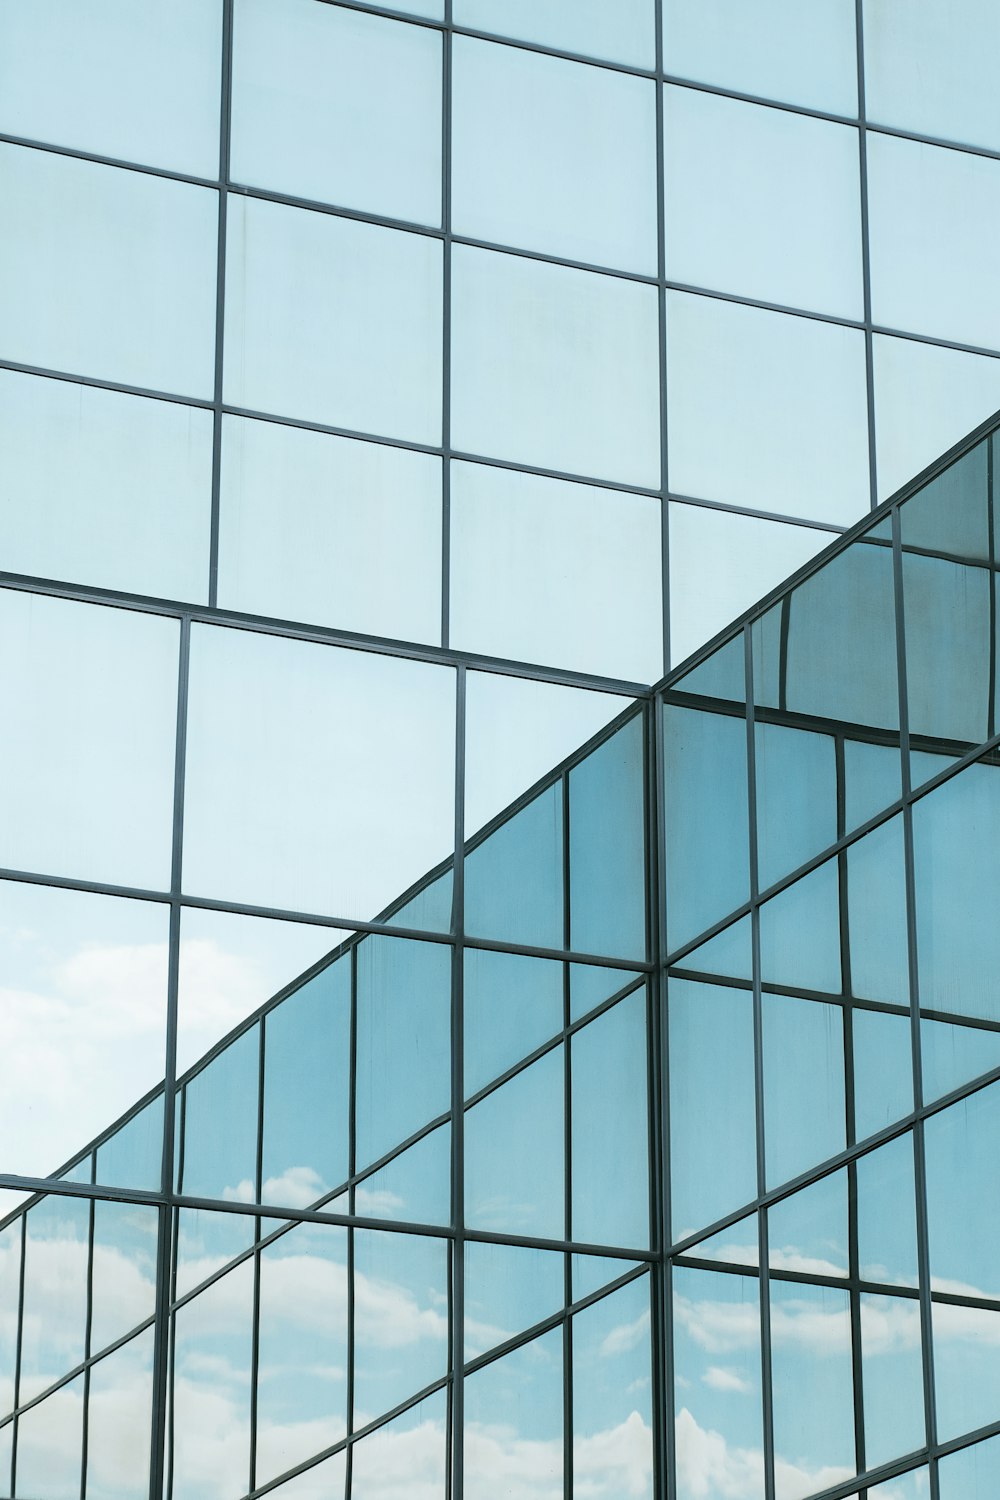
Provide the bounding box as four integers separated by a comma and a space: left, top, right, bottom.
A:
451, 245, 661, 488
464, 949, 563, 1099
463, 1241, 564, 1361
464, 784, 564, 951
784, 542, 899, 729
853, 1008, 913, 1142
857, 1134, 919, 1287
256, 1221, 348, 1485
925, 1082, 1000, 1299
0, 144, 217, 396
386, 867, 454, 934
356, 937, 451, 1171
903, 552, 990, 748
14, 1372, 85, 1500
762, 994, 846, 1188
672, 1267, 764, 1500
353, 1230, 448, 1424
768, 1171, 848, 1278
352, 1389, 447, 1499
19, 1196, 89, 1403
666, 292, 870, 523
912, 761, 1000, 1021
569, 715, 646, 961
843, 739, 902, 834
938, 1431, 1000, 1498
669, 980, 756, 1238
664, 87, 862, 317
864, 1, 1000, 153
465, 1048, 564, 1241
231, 0, 441, 225
663, 705, 749, 952
770, 1280, 855, 1496
95, 1100, 163, 1196
0, 371, 212, 602
861, 1292, 925, 1467
663, 0, 857, 113
267, 1450, 345, 1500
759, 861, 843, 995
0, 593, 178, 890
755, 722, 836, 892
354, 1124, 450, 1228
572, 992, 649, 1248
218, 416, 442, 644
180, 1026, 259, 1201
90, 1200, 158, 1355
0, 1218, 19, 1418
465, 1329, 563, 1496
933, 1299, 1000, 1442
573, 1277, 654, 1499
0, 0, 221, 174
675, 915, 753, 983
173, 1207, 254, 1301
572, 1253, 645, 1301
899, 440, 990, 562
921, 1018, 1000, 1104
171, 1258, 254, 1494
868, 133, 1000, 351
671, 633, 746, 703
0, 1423, 9, 1497
453, 0, 654, 67
453, 38, 656, 272
262, 958, 350, 1208
86, 1329, 155, 1500
847, 815, 910, 1005
224, 195, 442, 443
570, 963, 638, 1024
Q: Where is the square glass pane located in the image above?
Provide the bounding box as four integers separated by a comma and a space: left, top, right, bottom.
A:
453, 38, 656, 273
450, 460, 663, 682
224, 195, 442, 443
0, 144, 217, 396
451, 245, 661, 488
183, 624, 455, 921
864, 0, 1000, 153
0, 371, 212, 602
231, 0, 441, 226
666, 292, 870, 522
0, 591, 179, 889
218, 416, 441, 644
868, 133, 1000, 352
664, 88, 862, 317
453, 0, 655, 67
662, 0, 858, 114
0, 0, 222, 175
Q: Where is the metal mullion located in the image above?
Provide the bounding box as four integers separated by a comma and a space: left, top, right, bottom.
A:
561, 768, 573, 1500
80, 1194, 96, 1500
440, 6, 453, 652
208, 0, 234, 607
989, 437, 997, 741
667, 488, 846, 534
347, 946, 358, 1466
854, 0, 878, 513
745, 624, 776, 1500
647, 689, 670, 1500
249, 1018, 266, 1494
892, 504, 940, 1479
655, 0, 671, 676
451, 660, 466, 1500
9, 1214, 25, 1497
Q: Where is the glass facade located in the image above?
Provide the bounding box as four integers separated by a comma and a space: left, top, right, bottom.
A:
3, 3, 1000, 1500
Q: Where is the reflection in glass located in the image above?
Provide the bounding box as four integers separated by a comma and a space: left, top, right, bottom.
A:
90, 1201, 158, 1356
938, 1430, 1000, 1499
464, 1329, 563, 1498
86, 1328, 155, 1500
925, 1082, 1000, 1299
353, 1230, 448, 1426
13, 1371, 85, 1500
351, 1388, 447, 1500
19, 1195, 89, 1404
573, 1277, 653, 1499
754, 721, 836, 892
568, 714, 646, 961
170, 1257, 254, 1497
179, 1026, 259, 1203
762, 994, 845, 1188
904, 551, 990, 748
770, 1280, 855, 1497
768, 1171, 848, 1278
860, 1292, 924, 1468
354, 1123, 451, 1230
463, 1241, 564, 1362
847, 816, 910, 1005
758, 862, 842, 994
572, 993, 649, 1249
921, 1016, 1000, 1104
463, 949, 563, 1100
465, 1048, 564, 1241
932, 1298, 1000, 1442
465, 785, 564, 951
857, 1134, 919, 1287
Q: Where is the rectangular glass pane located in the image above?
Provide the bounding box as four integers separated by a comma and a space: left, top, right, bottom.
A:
453, 0, 655, 67
572, 992, 650, 1248
85, 1329, 155, 1500
568, 715, 647, 961
353, 1229, 448, 1425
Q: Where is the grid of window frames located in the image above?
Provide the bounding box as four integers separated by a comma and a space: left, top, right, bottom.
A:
5, 406, 1000, 1498
7, 0, 1000, 682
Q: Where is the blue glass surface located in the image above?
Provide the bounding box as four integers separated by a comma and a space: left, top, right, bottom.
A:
464, 948, 563, 1100
568, 715, 647, 961
465, 1048, 564, 1241
759, 859, 843, 995
465, 783, 565, 950
853, 1007, 913, 1141
762, 994, 846, 1188
754, 721, 836, 891
572, 991, 649, 1248
179, 1026, 259, 1202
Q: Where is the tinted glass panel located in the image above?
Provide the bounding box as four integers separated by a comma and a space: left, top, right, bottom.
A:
453, 0, 655, 67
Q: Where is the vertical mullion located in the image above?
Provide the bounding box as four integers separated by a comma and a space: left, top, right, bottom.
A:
647, 694, 670, 1500
745, 623, 776, 1500
988, 437, 996, 741
10, 1214, 25, 1499
347, 943, 358, 1491
80, 1194, 96, 1500
208, 0, 234, 608
854, 0, 879, 513
440, 5, 453, 650
892, 504, 940, 1495
656, 9, 670, 675
149, 613, 192, 1500
451, 661, 466, 1500
562, 769, 573, 1500
248, 1022, 266, 1494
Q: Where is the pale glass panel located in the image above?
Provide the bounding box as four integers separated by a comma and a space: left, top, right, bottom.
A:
664, 88, 862, 318
0, 370, 212, 600
0, 0, 222, 175
663, 0, 858, 113
453, 37, 657, 273
85, 1330, 156, 1500
450, 461, 662, 682
13, 1374, 85, 1500
868, 133, 1000, 352
183, 625, 455, 918
865, 0, 1000, 152
0, 591, 179, 888
666, 292, 870, 521
0, 144, 217, 396
452, 245, 661, 488
224, 195, 442, 443
231, 0, 441, 225
218, 416, 441, 644
453, 0, 654, 67
668, 503, 831, 668
872, 333, 1000, 502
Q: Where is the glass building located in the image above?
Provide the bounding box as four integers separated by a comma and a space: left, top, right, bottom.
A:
2, 2, 1000, 1498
